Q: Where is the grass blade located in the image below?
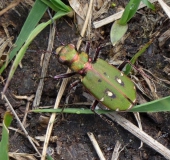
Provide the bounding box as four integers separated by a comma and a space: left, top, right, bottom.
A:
50, 0, 72, 12
31, 108, 113, 114
0, 112, 13, 160
2, 11, 69, 94
119, 0, 141, 25
110, 20, 128, 45
31, 95, 170, 113
0, 0, 47, 74
142, 0, 155, 10
123, 39, 153, 75
129, 96, 170, 112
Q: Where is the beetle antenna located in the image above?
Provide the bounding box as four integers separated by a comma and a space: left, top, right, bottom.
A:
54, 72, 77, 79
47, 9, 64, 46
56, 31, 65, 45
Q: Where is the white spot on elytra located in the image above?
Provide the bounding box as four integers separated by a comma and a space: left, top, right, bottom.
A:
106, 91, 113, 97
128, 104, 133, 110
120, 72, 123, 76
100, 97, 104, 101
116, 78, 122, 84
116, 108, 119, 111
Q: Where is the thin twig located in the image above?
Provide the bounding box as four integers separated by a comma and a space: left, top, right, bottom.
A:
93, 0, 158, 28
0, 0, 22, 16
0, 124, 40, 146
22, 101, 31, 127
158, 0, 170, 18
87, 132, 106, 160
40, 21, 58, 160
2, 94, 41, 156
111, 141, 122, 160
76, 0, 94, 49
33, 20, 56, 108
133, 112, 143, 149
41, 71, 69, 160
13, 94, 35, 101
41, 1, 94, 159
106, 113, 170, 159
12, 94, 35, 127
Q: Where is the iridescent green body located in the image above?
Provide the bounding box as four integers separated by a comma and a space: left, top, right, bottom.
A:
56, 44, 136, 111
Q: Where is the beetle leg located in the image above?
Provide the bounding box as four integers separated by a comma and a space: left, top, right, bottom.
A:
68, 80, 81, 92
70, 79, 80, 87
85, 42, 90, 53
118, 61, 129, 70
91, 100, 99, 111
56, 29, 65, 45
91, 101, 115, 127
54, 72, 77, 79
93, 46, 101, 62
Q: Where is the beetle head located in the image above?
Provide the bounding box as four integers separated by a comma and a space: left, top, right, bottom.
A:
56, 44, 77, 66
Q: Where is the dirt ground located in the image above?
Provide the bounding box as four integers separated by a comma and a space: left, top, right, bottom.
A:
0, 1, 170, 160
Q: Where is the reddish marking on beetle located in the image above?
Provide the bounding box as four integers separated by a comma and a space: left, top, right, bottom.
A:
70, 53, 79, 64
78, 62, 92, 75
84, 62, 92, 71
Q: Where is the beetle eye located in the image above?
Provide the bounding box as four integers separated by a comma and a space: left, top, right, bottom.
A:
69, 44, 75, 48
56, 46, 64, 55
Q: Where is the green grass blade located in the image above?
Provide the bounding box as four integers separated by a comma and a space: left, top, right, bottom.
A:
141, 0, 155, 10
32, 95, 170, 113
0, 112, 13, 160
0, 0, 47, 74
47, 155, 54, 160
129, 96, 170, 112
50, 0, 72, 12
41, 0, 59, 12
119, 0, 141, 25
2, 11, 68, 94
31, 108, 113, 114
110, 20, 128, 45
123, 39, 153, 75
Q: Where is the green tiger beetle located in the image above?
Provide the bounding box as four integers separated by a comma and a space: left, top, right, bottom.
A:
55, 44, 136, 111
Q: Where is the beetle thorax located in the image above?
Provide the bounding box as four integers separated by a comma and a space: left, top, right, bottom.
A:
70, 52, 89, 73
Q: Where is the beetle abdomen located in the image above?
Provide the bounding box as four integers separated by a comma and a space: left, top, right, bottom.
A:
82, 59, 136, 111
